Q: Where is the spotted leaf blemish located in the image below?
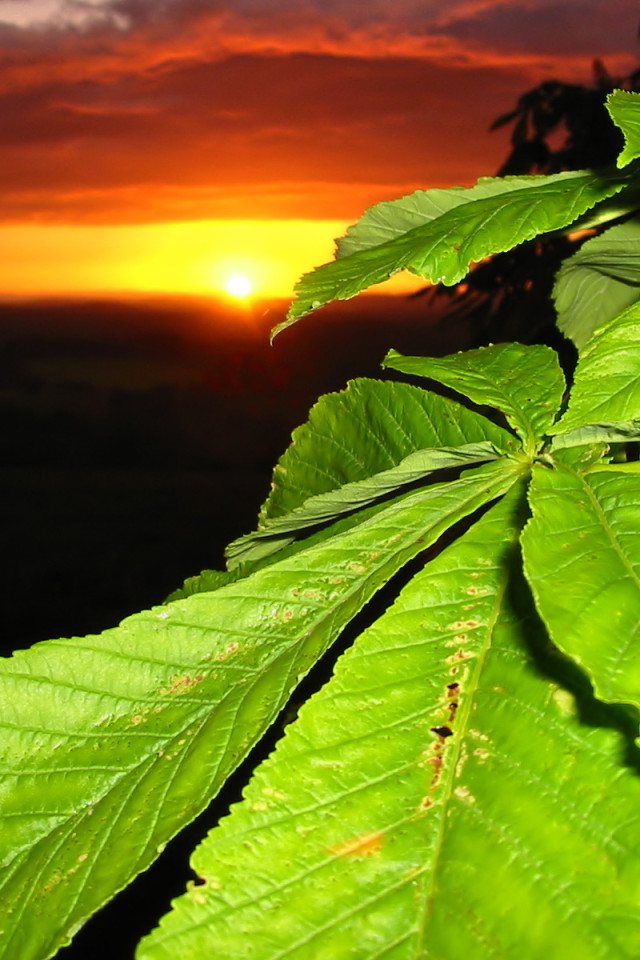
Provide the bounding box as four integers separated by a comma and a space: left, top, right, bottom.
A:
445, 648, 473, 664
454, 785, 476, 804
445, 633, 468, 647
431, 725, 454, 738
330, 832, 383, 859
160, 673, 205, 696
468, 728, 489, 741
551, 687, 577, 716
215, 642, 239, 661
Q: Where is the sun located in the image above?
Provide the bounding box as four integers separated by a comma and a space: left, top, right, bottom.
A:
224, 272, 253, 299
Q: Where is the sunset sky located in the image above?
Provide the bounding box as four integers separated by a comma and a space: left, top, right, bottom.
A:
1, 0, 640, 299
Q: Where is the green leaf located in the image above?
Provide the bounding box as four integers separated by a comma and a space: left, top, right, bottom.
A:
278, 170, 629, 328
521, 461, 640, 707
140, 489, 640, 960
166, 568, 242, 602
383, 343, 566, 453
0, 460, 518, 960
260, 378, 515, 523
607, 89, 640, 168
227, 441, 503, 567
560, 185, 640, 234
178, 380, 515, 595
550, 302, 640, 437
553, 218, 640, 349
549, 420, 640, 450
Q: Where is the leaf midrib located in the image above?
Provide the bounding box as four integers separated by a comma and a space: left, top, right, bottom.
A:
414, 529, 516, 956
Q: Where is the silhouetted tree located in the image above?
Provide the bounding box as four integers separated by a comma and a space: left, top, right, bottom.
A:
423, 57, 640, 350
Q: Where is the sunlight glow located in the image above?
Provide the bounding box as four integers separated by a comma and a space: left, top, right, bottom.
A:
224, 273, 253, 299
0, 219, 428, 300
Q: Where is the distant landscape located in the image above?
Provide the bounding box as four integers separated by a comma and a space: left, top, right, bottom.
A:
1, 291, 468, 656
0, 290, 477, 958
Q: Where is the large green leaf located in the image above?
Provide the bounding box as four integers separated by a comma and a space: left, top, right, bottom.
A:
384, 342, 565, 453
521, 461, 640, 707
175, 379, 514, 598
139, 489, 640, 960
553, 218, 640, 349
261, 378, 514, 523
550, 301, 640, 438
228, 375, 515, 567
227, 441, 503, 567
278, 170, 629, 328
0, 459, 518, 960
607, 89, 640, 168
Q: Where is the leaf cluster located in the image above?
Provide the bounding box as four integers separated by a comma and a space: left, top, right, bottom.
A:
3, 92, 640, 960
419, 59, 640, 348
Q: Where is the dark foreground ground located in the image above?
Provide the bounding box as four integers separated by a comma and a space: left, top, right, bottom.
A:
0, 291, 470, 958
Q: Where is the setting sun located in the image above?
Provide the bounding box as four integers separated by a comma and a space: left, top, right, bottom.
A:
225, 273, 253, 299
0, 219, 427, 300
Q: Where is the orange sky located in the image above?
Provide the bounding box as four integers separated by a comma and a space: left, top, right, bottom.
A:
1, 1, 639, 298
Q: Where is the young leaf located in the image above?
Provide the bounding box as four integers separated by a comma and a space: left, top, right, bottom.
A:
522, 461, 640, 708
227, 441, 503, 567
0, 460, 518, 960
383, 342, 565, 453
550, 301, 640, 438
606, 89, 640, 168
553, 217, 640, 349
278, 170, 629, 328
139, 489, 640, 960
260, 378, 514, 523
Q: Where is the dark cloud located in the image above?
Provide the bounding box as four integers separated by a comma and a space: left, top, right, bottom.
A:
0, 0, 638, 222
435, 0, 640, 60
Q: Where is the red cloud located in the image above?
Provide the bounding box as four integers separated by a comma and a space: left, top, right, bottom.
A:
0, 0, 638, 223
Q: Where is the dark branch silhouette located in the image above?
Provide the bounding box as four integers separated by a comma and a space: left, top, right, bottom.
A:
420, 57, 640, 351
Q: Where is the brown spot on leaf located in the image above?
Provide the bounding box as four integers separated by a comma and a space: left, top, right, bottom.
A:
40, 872, 62, 895
160, 673, 205, 695
330, 832, 383, 859
216, 642, 239, 661
445, 649, 473, 664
